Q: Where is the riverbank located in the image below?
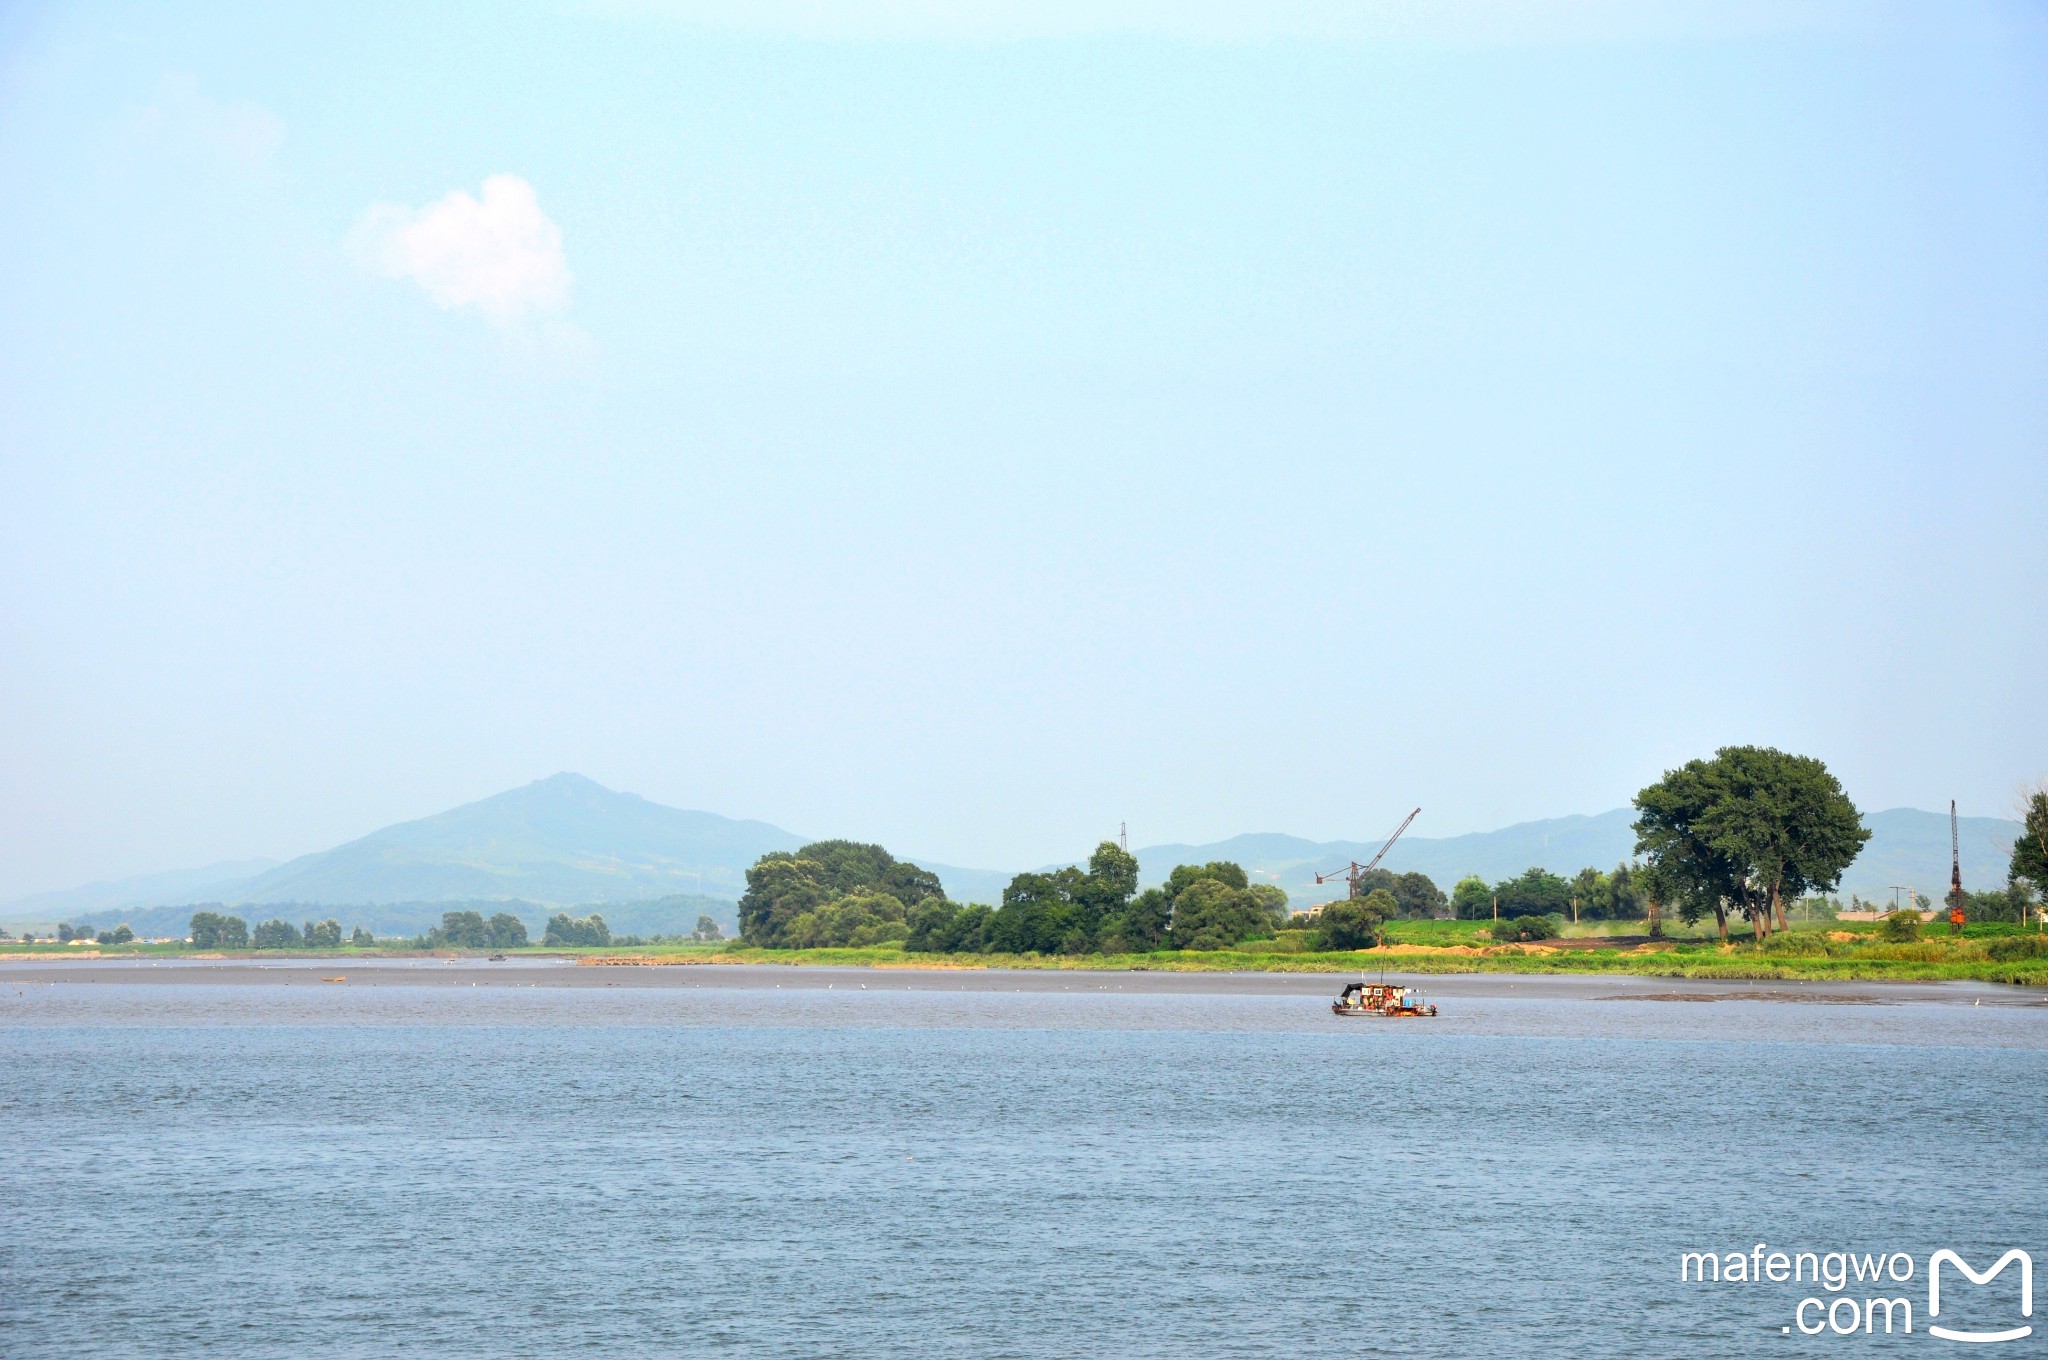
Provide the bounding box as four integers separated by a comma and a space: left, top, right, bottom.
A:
591, 937, 2048, 985
6, 925, 2045, 985
6, 957, 2042, 1006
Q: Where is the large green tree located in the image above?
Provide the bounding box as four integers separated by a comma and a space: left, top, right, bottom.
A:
983, 843, 1147, 954
989, 867, 1091, 953
250, 918, 301, 949
1347, 868, 1447, 918
543, 913, 610, 946
188, 910, 249, 948
1633, 746, 1868, 942
1450, 875, 1491, 920
1316, 889, 1394, 950
2012, 790, 2048, 898
1493, 867, 1571, 919
1169, 877, 1269, 950
738, 841, 947, 948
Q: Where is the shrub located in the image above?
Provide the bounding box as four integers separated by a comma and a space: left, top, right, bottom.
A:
1491, 915, 1559, 943
1316, 894, 1392, 951
1881, 910, 1922, 942
1988, 935, 2048, 961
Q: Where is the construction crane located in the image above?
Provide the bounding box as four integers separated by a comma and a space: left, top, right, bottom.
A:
1947, 799, 1967, 933
1316, 808, 1421, 899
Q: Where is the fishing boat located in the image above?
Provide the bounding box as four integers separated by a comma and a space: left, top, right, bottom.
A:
1332, 980, 1437, 1018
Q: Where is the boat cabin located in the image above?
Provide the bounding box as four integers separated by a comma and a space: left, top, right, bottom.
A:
1332, 981, 1438, 1018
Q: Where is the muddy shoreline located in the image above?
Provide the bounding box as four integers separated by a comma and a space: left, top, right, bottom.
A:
2, 957, 2037, 1006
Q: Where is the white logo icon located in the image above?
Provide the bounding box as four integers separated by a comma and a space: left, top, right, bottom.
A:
1929, 1249, 2033, 1344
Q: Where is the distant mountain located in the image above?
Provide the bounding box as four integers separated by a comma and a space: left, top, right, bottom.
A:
1135, 807, 2020, 906
224, 773, 802, 905
1134, 811, 1642, 904
49, 894, 741, 943
2, 774, 999, 930
5, 776, 2020, 932
2, 857, 280, 923
1832, 808, 2020, 905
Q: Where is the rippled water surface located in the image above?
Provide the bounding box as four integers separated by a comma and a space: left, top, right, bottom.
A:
3, 965, 2044, 1358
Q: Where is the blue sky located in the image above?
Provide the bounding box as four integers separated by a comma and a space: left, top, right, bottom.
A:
1, 1, 2044, 896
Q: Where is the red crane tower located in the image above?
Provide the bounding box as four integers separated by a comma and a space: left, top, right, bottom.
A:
1947, 799, 1967, 934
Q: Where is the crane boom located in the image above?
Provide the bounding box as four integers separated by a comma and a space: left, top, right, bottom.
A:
1314, 808, 1422, 898
1363, 807, 1421, 873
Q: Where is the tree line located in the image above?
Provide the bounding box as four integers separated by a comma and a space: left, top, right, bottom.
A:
91, 762, 2048, 958
740, 838, 1314, 955
177, 906, 729, 950
52, 922, 137, 945
1448, 863, 1656, 921
189, 911, 376, 949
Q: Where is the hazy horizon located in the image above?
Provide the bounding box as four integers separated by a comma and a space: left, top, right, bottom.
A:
3, 769, 2021, 918
4, 2, 2045, 901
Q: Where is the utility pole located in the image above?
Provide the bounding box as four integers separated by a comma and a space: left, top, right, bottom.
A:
1119, 821, 1127, 853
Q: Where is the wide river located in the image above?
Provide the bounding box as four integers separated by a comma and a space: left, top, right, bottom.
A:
2, 960, 2043, 1358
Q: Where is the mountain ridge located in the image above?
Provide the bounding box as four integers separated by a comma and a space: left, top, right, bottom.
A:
5, 776, 2022, 928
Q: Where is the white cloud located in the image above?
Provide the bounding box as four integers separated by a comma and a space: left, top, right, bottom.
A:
128, 74, 283, 168
348, 175, 572, 326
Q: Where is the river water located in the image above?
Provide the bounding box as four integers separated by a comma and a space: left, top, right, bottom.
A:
2, 961, 2043, 1357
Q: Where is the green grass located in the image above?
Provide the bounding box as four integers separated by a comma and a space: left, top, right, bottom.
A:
566, 936, 2048, 985
8, 926, 2044, 986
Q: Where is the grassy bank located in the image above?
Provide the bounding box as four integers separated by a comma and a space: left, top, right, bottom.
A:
7, 921, 2045, 985
572, 920, 2048, 985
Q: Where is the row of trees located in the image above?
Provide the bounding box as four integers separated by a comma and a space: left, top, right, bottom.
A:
913, 853, 1289, 954
54, 922, 136, 945
739, 840, 1296, 955
414, 910, 529, 949
542, 913, 612, 947
1326, 869, 1447, 918
1448, 863, 1655, 921
189, 911, 376, 949
180, 906, 721, 950
103, 771, 2048, 959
